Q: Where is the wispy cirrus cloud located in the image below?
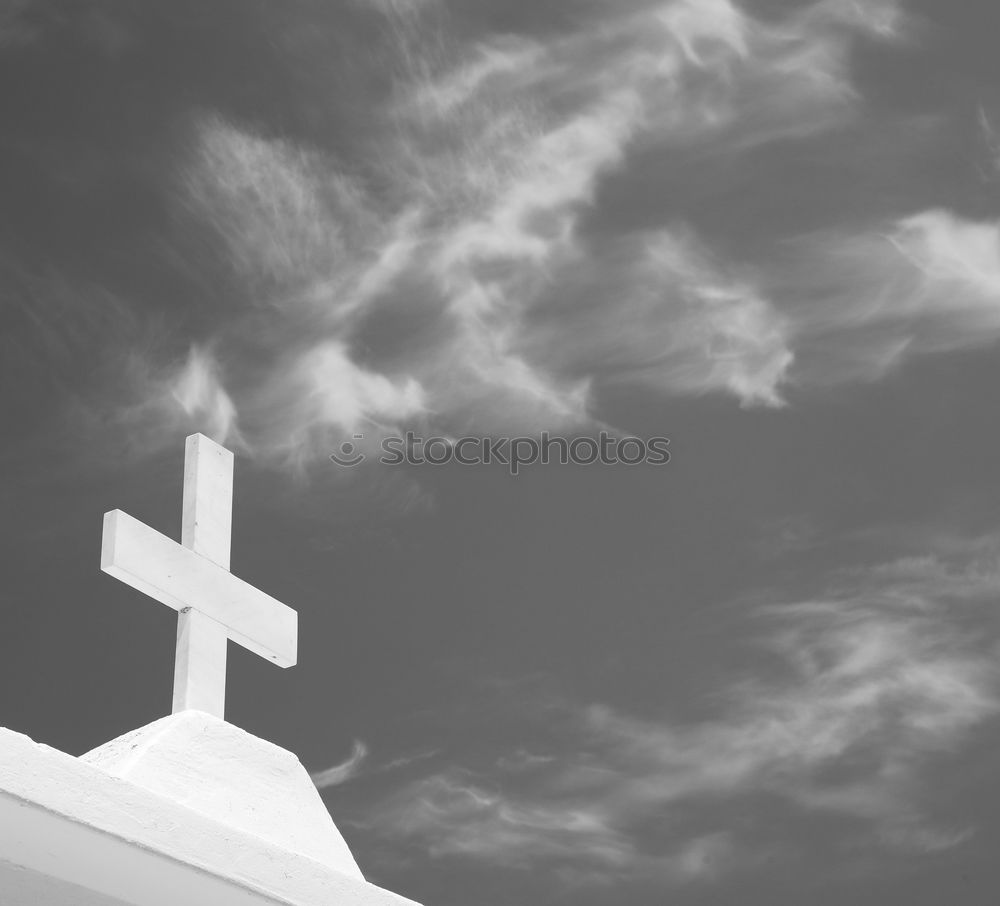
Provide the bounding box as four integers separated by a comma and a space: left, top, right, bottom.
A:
772, 210, 1000, 387
547, 204, 1000, 404
312, 740, 369, 791
169, 345, 241, 447
23, 0, 1000, 458
346, 533, 1000, 890
104, 0, 928, 457
528, 228, 795, 406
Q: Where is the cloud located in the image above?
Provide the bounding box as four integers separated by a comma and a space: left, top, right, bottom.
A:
976, 106, 1000, 182
530, 229, 794, 406
893, 210, 1000, 296
83, 343, 246, 462
184, 116, 377, 304
370, 770, 635, 873
17, 0, 960, 459
350, 534, 1000, 888
810, 0, 909, 40
168, 345, 240, 446
771, 210, 1000, 387
405, 37, 545, 118
251, 340, 427, 466
91, 0, 950, 462
312, 740, 369, 790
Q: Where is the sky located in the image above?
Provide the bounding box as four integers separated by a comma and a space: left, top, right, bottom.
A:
3, 0, 1000, 903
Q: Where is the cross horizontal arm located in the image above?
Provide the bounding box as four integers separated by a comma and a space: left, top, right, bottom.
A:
101, 510, 297, 668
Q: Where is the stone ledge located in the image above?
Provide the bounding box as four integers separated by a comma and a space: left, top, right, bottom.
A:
81, 711, 362, 880
0, 722, 422, 906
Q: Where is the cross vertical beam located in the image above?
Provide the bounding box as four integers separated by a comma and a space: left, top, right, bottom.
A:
173, 434, 233, 718
181, 433, 233, 568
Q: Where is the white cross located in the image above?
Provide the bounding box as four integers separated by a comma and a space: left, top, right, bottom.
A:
100, 433, 297, 719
